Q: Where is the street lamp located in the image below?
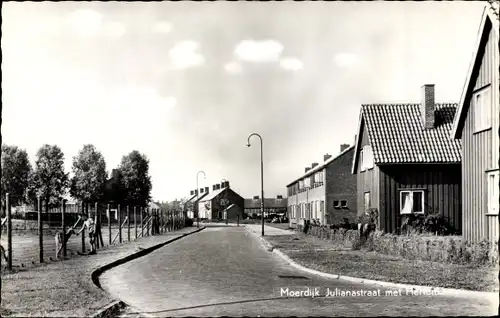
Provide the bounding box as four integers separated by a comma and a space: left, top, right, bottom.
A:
196, 170, 206, 228
247, 133, 265, 236
221, 178, 228, 224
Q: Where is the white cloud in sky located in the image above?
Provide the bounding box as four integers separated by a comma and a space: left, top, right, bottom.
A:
103, 22, 127, 38
234, 39, 284, 63
66, 9, 103, 36
279, 57, 303, 71
168, 40, 205, 70
333, 52, 359, 68
224, 61, 243, 74
153, 21, 172, 34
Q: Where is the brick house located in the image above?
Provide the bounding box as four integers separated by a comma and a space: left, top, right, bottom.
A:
243, 195, 288, 218
352, 85, 462, 234
197, 181, 244, 221
286, 144, 357, 228
451, 6, 499, 242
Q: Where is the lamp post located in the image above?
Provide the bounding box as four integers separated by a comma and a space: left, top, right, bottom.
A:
196, 170, 206, 228
247, 133, 265, 236
221, 178, 228, 224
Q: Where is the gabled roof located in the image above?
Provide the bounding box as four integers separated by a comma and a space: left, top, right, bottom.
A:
352, 103, 461, 173
185, 193, 197, 203
451, 6, 500, 139
193, 191, 209, 202
149, 201, 161, 209
286, 146, 354, 187
198, 188, 226, 202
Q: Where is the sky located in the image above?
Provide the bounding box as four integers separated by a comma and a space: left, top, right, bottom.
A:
1, 1, 488, 202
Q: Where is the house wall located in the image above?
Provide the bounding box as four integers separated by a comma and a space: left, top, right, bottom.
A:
356, 121, 381, 222
461, 18, 499, 242
287, 170, 327, 227
378, 164, 462, 234
325, 147, 357, 224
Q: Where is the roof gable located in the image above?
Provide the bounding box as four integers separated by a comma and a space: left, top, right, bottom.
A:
352, 103, 461, 172
451, 6, 500, 139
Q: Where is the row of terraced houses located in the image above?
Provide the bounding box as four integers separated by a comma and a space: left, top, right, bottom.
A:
286, 6, 499, 243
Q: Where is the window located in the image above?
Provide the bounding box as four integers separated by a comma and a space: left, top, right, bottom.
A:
361, 145, 374, 171
364, 192, 370, 212
400, 190, 424, 214
299, 180, 304, 190
474, 86, 491, 133
487, 171, 499, 215
334, 200, 340, 209
341, 200, 347, 208
320, 200, 324, 213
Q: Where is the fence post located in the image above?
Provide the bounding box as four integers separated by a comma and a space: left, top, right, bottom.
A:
237, 213, 239, 227
6, 193, 12, 271
95, 202, 103, 249
134, 206, 137, 240
108, 204, 111, 246
147, 208, 150, 236
127, 205, 130, 242
62, 199, 67, 258
118, 204, 122, 243
81, 202, 86, 253
38, 196, 43, 263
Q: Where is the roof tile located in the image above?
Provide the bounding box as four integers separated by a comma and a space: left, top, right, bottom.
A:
362, 103, 461, 164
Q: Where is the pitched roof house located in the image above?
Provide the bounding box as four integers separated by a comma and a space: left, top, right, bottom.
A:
197, 182, 244, 220
352, 85, 462, 234
451, 6, 499, 242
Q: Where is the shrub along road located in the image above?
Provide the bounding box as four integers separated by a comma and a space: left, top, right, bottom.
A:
100, 226, 497, 317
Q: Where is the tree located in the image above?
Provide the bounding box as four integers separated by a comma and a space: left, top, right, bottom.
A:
1, 145, 32, 211
118, 150, 152, 207
70, 144, 108, 204
29, 144, 69, 210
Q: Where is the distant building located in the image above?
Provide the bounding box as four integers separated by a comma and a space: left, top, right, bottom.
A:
243, 195, 288, 218
451, 6, 499, 242
286, 144, 356, 228
197, 181, 244, 221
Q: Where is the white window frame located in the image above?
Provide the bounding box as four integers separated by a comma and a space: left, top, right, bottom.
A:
334, 200, 341, 209
364, 192, 370, 212
487, 171, 499, 215
360, 149, 365, 172
474, 86, 491, 133
320, 200, 324, 213
400, 190, 425, 215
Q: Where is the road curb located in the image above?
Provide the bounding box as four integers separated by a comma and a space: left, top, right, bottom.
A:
246, 226, 497, 299
91, 227, 205, 317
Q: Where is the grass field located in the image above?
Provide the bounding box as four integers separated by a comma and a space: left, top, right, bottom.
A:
265, 234, 499, 292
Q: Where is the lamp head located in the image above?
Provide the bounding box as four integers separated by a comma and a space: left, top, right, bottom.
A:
246, 143, 251, 148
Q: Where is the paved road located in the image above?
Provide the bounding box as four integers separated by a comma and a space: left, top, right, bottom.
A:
100, 226, 498, 317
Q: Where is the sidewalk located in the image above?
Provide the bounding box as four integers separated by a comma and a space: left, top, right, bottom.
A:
245, 224, 295, 236
0, 227, 204, 318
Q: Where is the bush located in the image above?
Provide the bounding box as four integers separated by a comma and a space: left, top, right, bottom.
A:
400, 211, 457, 236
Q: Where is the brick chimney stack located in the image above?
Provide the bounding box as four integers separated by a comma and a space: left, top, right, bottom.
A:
324, 153, 332, 161
340, 144, 350, 152
421, 84, 435, 129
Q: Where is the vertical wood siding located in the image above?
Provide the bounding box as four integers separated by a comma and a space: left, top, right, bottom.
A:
379, 164, 462, 234
462, 19, 500, 242
356, 121, 380, 223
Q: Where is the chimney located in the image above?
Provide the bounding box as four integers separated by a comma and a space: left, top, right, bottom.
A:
195, 189, 198, 195
311, 162, 319, 168
225, 181, 230, 188
340, 144, 350, 152
253, 195, 260, 200
213, 185, 217, 191
305, 167, 310, 173
324, 153, 332, 162
205, 187, 209, 193
277, 195, 283, 199
221, 182, 226, 189
200, 188, 204, 194
421, 84, 435, 129
190, 190, 194, 196
216, 184, 221, 190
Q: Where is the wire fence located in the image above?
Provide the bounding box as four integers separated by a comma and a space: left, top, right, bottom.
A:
0, 193, 187, 271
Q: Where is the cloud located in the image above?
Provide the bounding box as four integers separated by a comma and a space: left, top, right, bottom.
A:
153, 21, 172, 34
103, 22, 126, 38
333, 52, 359, 68
168, 40, 205, 70
234, 39, 284, 63
224, 61, 243, 74
66, 9, 103, 36
279, 57, 303, 71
